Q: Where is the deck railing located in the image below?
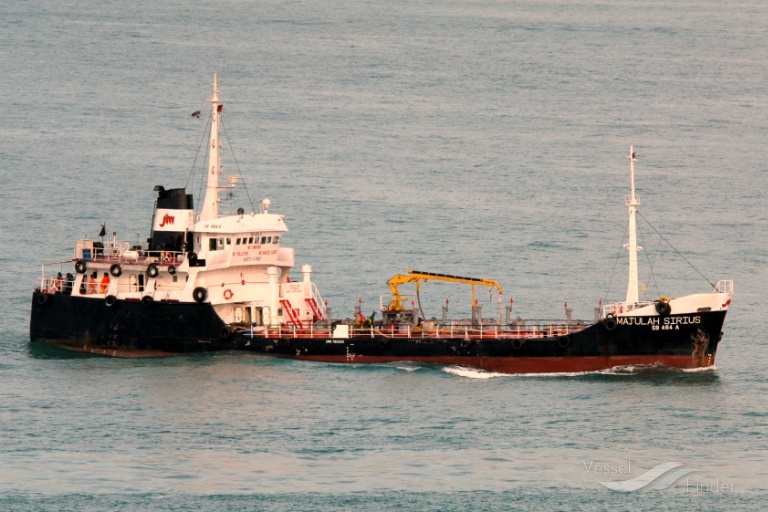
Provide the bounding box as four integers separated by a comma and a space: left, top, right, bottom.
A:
243, 319, 588, 340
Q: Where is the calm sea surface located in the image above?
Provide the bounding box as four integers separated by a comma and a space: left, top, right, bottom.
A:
1, 0, 766, 510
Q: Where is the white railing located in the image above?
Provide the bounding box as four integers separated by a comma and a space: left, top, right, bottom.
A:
243, 318, 587, 340
714, 280, 734, 294
602, 300, 655, 318
309, 282, 328, 319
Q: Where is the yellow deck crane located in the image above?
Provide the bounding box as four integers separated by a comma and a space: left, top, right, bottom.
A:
384, 269, 504, 325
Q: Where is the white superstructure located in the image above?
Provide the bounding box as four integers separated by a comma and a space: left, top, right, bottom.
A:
46, 74, 327, 331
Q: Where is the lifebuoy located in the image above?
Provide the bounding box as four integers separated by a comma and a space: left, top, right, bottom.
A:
168, 265, 176, 275
193, 287, 207, 303
557, 335, 571, 349
187, 252, 198, 266
603, 314, 618, 331
511, 338, 524, 350
223, 288, 233, 300
105, 295, 118, 307
110, 263, 122, 277
141, 295, 154, 307
147, 264, 159, 278
36, 293, 50, 306
655, 301, 672, 316
75, 260, 87, 274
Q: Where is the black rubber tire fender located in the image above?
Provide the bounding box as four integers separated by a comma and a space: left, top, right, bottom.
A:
193, 287, 208, 303
147, 263, 160, 278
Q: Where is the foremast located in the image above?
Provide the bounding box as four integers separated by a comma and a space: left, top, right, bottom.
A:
200, 73, 223, 222
624, 145, 640, 304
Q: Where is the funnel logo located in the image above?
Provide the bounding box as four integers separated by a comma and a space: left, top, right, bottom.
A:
159, 214, 175, 228
598, 461, 701, 492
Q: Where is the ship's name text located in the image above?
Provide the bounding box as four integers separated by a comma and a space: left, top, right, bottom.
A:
618, 315, 701, 328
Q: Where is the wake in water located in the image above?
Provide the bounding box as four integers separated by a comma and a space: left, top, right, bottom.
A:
444, 363, 718, 380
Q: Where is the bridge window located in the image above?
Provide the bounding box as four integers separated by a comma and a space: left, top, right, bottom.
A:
209, 238, 225, 251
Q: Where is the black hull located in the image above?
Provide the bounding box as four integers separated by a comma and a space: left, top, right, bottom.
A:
30, 291, 235, 355
30, 291, 727, 372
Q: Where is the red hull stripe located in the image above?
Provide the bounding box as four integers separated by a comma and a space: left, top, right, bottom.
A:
292, 354, 715, 374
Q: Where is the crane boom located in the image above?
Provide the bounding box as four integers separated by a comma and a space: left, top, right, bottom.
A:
386, 269, 503, 311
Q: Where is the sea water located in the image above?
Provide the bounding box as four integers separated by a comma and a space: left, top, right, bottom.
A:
1, 0, 766, 510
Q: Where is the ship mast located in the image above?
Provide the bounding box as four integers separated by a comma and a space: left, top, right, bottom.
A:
200, 73, 222, 222
624, 144, 640, 304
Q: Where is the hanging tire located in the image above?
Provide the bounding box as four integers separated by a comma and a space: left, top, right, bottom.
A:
377, 338, 390, 348
105, 295, 118, 307
220, 325, 233, 340
557, 335, 571, 349
147, 263, 159, 278
110, 263, 122, 277
193, 287, 207, 303
141, 295, 154, 307
75, 260, 87, 274
511, 338, 524, 350
168, 265, 176, 275
655, 301, 672, 316
36, 293, 50, 306
187, 252, 198, 266
603, 314, 618, 331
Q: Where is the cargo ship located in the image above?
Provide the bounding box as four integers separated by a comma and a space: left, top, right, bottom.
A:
30, 75, 734, 373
